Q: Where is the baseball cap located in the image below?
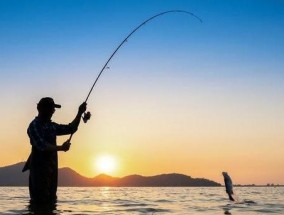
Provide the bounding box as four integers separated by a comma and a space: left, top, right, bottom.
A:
37, 97, 61, 108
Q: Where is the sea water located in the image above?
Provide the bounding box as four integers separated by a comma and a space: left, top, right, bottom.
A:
0, 187, 283, 214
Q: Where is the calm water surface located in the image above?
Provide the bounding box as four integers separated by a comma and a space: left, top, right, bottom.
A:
0, 187, 283, 214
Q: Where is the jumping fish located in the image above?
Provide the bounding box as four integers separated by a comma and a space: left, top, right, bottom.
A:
222, 172, 235, 201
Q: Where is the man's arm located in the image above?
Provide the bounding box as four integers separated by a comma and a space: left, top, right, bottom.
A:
44, 140, 71, 152
55, 102, 87, 136
28, 119, 73, 152
69, 102, 87, 133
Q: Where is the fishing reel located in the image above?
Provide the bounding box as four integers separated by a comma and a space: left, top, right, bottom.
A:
82, 111, 91, 123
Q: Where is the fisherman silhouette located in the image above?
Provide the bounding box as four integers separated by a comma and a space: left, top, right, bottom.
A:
23, 97, 86, 205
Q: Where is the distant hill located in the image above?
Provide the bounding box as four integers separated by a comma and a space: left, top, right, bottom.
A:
0, 162, 221, 187
0, 162, 29, 186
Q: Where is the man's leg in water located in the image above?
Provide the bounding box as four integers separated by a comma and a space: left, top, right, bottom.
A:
30, 169, 51, 205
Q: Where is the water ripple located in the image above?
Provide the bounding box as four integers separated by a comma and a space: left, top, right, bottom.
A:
0, 187, 284, 214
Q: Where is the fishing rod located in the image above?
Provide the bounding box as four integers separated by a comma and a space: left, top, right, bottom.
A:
69, 10, 202, 141
84, 10, 202, 103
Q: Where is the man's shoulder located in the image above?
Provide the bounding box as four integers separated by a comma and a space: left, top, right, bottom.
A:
29, 117, 39, 124
28, 117, 45, 129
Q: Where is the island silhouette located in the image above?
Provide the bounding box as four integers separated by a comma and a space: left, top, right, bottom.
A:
0, 162, 221, 187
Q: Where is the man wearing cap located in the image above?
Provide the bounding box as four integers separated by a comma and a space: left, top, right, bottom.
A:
24, 97, 87, 205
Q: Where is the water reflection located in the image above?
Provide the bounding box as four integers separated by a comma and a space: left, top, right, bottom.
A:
223, 207, 232, 214
26, 200, 58, 214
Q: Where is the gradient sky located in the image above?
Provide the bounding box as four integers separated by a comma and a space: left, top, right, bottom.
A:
0, 0, 284, 185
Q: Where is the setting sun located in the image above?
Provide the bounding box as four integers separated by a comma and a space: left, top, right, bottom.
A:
95, 155, 117, 174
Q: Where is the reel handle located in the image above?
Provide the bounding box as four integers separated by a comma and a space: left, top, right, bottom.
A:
82, 111, 91, 123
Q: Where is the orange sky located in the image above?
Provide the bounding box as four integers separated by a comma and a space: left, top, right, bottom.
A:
1, 85, 284, 185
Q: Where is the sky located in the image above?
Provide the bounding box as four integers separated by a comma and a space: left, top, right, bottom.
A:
0, 0, 284, 185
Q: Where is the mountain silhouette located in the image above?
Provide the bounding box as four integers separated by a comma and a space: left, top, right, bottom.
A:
0, 162, 221, 187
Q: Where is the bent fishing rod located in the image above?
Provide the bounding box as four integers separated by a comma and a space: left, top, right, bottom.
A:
68, 10, 202, 141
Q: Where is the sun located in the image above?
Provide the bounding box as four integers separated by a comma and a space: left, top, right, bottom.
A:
95, 155, 117, 175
